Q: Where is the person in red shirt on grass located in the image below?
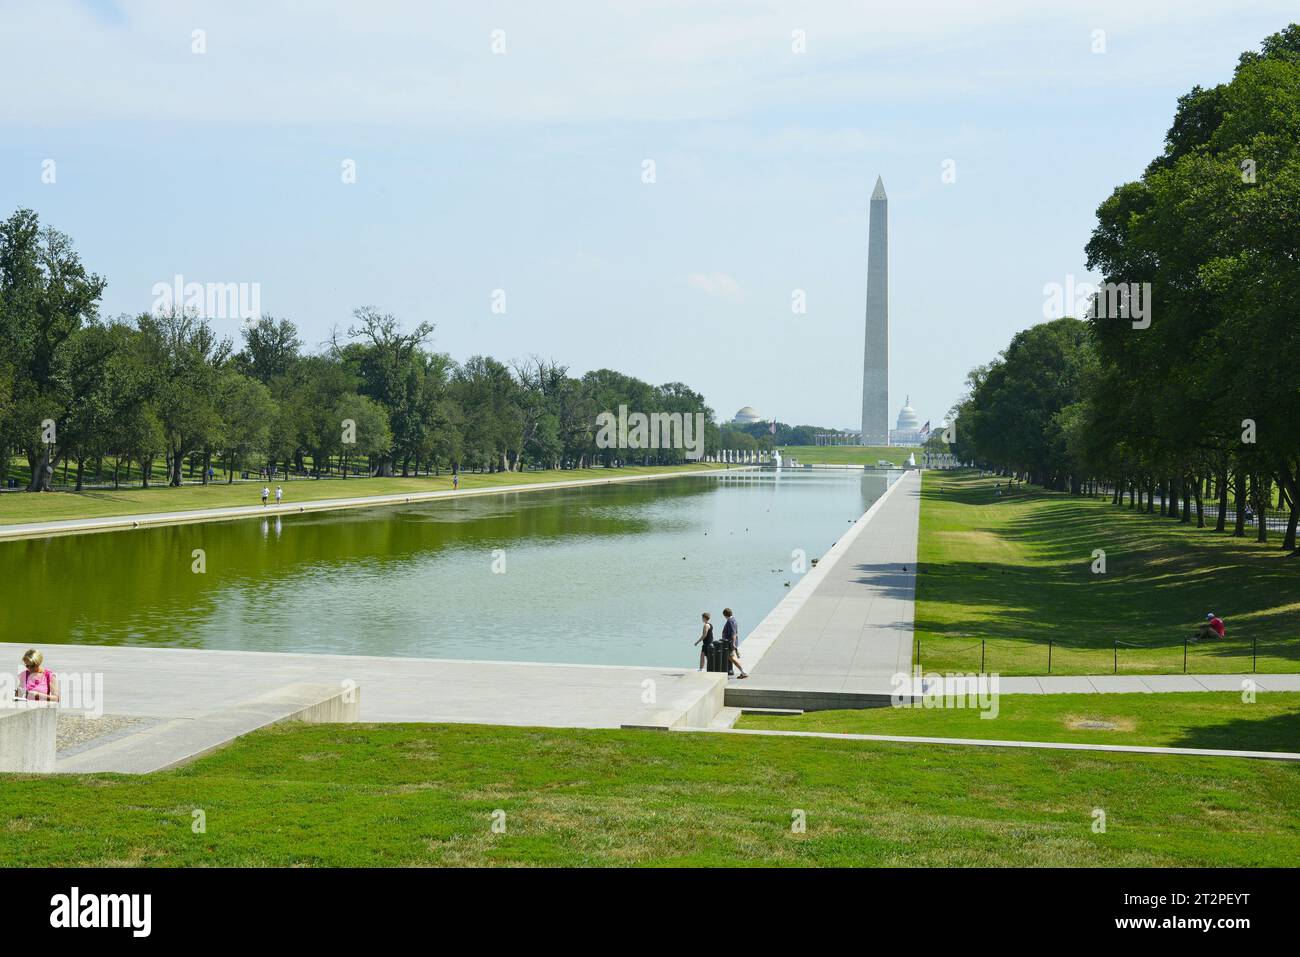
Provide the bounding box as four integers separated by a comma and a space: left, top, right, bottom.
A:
1191, 612, 1225, 643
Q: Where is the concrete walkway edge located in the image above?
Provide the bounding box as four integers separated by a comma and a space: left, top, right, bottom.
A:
682, 726, 1300, 762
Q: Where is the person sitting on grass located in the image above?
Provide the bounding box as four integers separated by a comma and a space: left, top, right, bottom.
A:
16, 649, 59, 702
1190, 612, 1225, 643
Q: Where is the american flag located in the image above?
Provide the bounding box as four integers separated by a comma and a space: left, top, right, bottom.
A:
769, 421, 777, 435
920, 421, 931, 435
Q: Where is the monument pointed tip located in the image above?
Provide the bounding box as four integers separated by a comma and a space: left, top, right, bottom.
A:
871, 175, 887, 200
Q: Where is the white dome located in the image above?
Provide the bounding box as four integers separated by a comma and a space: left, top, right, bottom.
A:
732, 406, 763, 424
896, 399, 920, 432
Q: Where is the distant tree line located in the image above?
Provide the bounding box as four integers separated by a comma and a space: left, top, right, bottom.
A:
0, 209, 723, 491
952, 24, 1300, 551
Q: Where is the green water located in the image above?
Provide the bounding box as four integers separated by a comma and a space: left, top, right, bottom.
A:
2, 470, 895, 667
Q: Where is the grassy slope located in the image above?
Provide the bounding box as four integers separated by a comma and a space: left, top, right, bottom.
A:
2, 722, 1297, 867
781, 445, 913, 466
738, 692, 1300, 752
0, 464, 724, 526
914, 472, 1300, 675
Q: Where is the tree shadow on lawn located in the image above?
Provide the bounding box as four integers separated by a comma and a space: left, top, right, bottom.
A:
913, 556, 1300, 667
1171, 709, 1300, 753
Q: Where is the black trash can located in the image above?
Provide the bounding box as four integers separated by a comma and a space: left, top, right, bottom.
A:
705, 643, 726, 673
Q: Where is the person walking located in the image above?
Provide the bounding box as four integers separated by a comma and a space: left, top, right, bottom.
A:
721, 607, 748, 679
452, 472, 459, 491
275, 485, 283, 507
261, 485, 269, 507
694, 612, 715, 671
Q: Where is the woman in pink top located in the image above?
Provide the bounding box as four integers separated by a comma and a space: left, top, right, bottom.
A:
17, 648, 59, 702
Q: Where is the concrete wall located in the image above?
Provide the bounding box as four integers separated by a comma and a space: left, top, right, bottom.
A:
0, 704, 58, 773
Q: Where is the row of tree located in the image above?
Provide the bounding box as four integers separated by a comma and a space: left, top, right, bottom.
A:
952, 24, 1300, 550
0, 209, 742, 490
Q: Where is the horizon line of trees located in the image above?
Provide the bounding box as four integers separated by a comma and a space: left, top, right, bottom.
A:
952, 24, 1300, 551
0, 208, 742, 492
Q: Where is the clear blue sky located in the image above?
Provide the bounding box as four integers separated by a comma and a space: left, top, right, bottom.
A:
2, 1, 1293, 429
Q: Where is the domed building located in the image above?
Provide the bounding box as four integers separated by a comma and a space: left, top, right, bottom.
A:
889, 397, 928, 446
731, 406, 764, 425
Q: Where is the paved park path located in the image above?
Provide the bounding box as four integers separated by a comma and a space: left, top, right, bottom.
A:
730, 469, 921, 708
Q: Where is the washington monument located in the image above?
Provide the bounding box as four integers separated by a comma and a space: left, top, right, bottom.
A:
861, 175, 889, 445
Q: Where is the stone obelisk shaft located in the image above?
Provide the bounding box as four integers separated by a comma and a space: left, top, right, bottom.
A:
861, 175, 889, 446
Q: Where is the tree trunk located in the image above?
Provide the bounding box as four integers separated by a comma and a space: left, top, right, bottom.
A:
1233, 469, 1246, 536
1215, 463, 1228, 532
1256, 475, 1269, 544
1193, 473, 1204, 527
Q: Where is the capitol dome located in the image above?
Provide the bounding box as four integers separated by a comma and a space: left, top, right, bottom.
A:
732, 406, 763, 424
896, 398, 921, 432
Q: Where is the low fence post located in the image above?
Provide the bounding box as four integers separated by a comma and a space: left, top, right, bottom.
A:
981, 639, 986, 674
1113, 641, 1118, 675
1047, 639, 1052, 674
1252, 636, 1257, 674
1183, 637, 1188, 674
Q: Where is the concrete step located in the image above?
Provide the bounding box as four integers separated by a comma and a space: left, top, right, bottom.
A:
707, 706, 743, 729
739, 707, 804, 716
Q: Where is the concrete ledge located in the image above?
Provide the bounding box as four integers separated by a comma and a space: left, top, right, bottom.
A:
0, 704, 58, 773
620, 673, 725, 730
54, 682, 360, 775
722, 686, 903, 712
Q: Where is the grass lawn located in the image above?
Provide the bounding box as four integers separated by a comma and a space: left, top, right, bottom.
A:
1, 721, 1297, 866
781, 444, 914, 466
738, 692, 1300, 752
915, 471, 1300, 675
0, 463, 725, 528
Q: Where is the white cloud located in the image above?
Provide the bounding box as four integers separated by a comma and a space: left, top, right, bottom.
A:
687, 272, 743, 301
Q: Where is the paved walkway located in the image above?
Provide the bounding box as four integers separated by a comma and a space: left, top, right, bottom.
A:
685, 727, 1300, 762
730, 470, 921, 709
0, 466, 728, 541
927, 673, 1300, 694
0, 642, 723, 773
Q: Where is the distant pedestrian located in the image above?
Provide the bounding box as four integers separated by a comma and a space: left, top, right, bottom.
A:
275, 485, 283, 507
721, 607, 748, 679
16, 649, 59, 703
452, 473, 459, 491
694, 612, 714, 671
261, 486, 269, 507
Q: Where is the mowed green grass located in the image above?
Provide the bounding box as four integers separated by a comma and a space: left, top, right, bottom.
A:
738, 692, 1300, 753
2, 722, 1297, 867
0, 464, 725, 528
915, 472, 1300, 675
781, 445, 914, 466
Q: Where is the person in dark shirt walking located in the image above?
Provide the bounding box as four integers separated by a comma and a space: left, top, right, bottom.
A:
721, 607, 748, 679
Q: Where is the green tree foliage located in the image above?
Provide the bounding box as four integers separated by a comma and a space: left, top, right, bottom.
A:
957, 24, 1300, 549
1, 211, 721, 490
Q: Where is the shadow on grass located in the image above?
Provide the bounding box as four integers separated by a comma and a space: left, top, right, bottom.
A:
1171, 710, 1300, 753
916, 473, 1300, 670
